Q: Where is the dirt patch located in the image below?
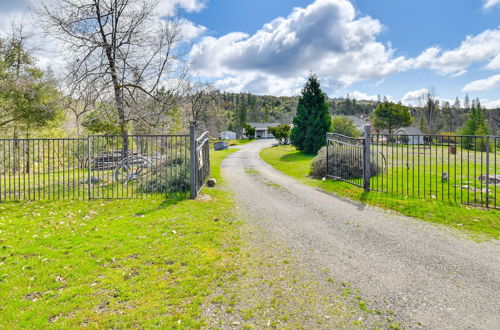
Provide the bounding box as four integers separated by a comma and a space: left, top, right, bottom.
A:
197, 193, 213, 202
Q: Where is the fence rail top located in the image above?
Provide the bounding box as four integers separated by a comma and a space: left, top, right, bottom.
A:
0, 137, 88, 141
0, 134, 190, 141
371, 133, 499, 138
196, 131, 210, 143
327, 132, 364, 141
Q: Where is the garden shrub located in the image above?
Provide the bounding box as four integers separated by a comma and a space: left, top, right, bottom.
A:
310, 146, 383, 179
139, 162, 188, 193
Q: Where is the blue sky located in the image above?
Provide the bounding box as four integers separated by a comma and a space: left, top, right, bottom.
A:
183, 0, 500, 107
1, 0, 499, 107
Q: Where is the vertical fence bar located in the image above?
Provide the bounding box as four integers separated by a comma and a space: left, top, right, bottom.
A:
190, 125, 197, 199
485, 136, 490, 208
87, 136, 92, 200
363, 126, 371, 192
326, 134, 329, 178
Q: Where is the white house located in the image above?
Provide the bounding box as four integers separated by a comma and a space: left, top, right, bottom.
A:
395, 127, 425, 145
248, 123, 281, 139
219, 130, 237, 140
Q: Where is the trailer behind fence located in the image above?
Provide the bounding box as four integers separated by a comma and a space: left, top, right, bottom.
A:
0, 127, 209, 202
326, 128, 499, 210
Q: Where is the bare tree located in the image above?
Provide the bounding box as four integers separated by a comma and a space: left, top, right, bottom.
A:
64, 72, 103, 136
183, 81, 217, 128
38, 0, 187, 154
419, 88, 438, 133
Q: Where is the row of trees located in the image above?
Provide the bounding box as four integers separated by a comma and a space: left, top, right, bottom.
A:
290, 75, 494, 155
1, 0, 497, 147
0, 28, 61, 139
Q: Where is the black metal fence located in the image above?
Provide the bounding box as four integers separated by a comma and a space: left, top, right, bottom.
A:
0, 128, 210, 202
326, 129, 500, 210
89, 135, 191, 199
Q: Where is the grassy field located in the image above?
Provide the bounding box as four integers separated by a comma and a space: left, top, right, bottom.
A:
0, 148, 240, 328
367, 143, 500, 208
261, 145, 500, 240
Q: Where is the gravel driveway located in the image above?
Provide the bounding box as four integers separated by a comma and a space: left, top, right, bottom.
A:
221, 139, 500, 329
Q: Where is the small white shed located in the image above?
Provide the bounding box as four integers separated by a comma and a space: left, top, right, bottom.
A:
395, 127, 425, 145
247, 123, 281, 139
219, 131, 237, 140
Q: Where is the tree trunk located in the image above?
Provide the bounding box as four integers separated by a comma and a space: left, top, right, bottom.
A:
105, 50, 128, 159
75, 115, 81, 137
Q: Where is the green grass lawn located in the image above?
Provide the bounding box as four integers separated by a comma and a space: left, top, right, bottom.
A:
0, 148, 240, 328
260, 145, 499, 240
217, 139, 255, 147
367, 143, 500, 208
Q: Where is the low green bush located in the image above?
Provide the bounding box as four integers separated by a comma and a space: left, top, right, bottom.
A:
139, 163, 188, 193
310, 146, 382, 179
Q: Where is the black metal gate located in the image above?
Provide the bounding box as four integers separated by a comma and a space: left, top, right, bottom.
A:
190, 128, 210, 199
326, 128, 499, 209
326, 126, 372, 191
0, 127, 209, 201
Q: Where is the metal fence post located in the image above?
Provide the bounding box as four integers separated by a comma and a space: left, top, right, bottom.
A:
363, 126, 371, 192
189, 124, 197, 199
87, 135, 92, 200
326, 133, 329, 178
485, 136, 490, 208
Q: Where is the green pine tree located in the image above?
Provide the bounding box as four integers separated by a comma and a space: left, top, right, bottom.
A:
461, 104, 490, 150
291, 74, 331, 154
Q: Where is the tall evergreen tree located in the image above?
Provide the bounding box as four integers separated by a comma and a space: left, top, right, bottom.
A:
291, 74, 331, 154
237, 103, 247, 129
464, 94, 470, 112
461, 103, 490, 150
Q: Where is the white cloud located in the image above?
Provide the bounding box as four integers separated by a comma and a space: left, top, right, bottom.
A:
189, 0, 413, 95
179, 19, 207, 42
400, 89, 461, 107
158, 0, 207, 14
189, 0, 500, 96
214, 73, 306, 96
413, 29, 500, 75
347, 91, 379, 101
481, 98, 500, 108
401, 88, 428, 105
0, 0, 206, 76
484, 0, 500, 9
462, 73, 500, 92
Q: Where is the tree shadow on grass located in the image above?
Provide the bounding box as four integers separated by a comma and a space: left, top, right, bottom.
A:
131, 196, 186, 217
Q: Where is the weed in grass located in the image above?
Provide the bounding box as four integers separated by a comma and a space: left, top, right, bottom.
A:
389, 322, 402, 329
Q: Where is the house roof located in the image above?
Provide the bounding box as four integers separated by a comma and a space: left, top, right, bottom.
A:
397, 127, 424, 135
220, 130, 236, 134
248, 123, 281, 129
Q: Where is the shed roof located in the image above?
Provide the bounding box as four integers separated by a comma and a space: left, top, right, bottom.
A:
397, 127, 424, 135
248, 123, 281, 129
